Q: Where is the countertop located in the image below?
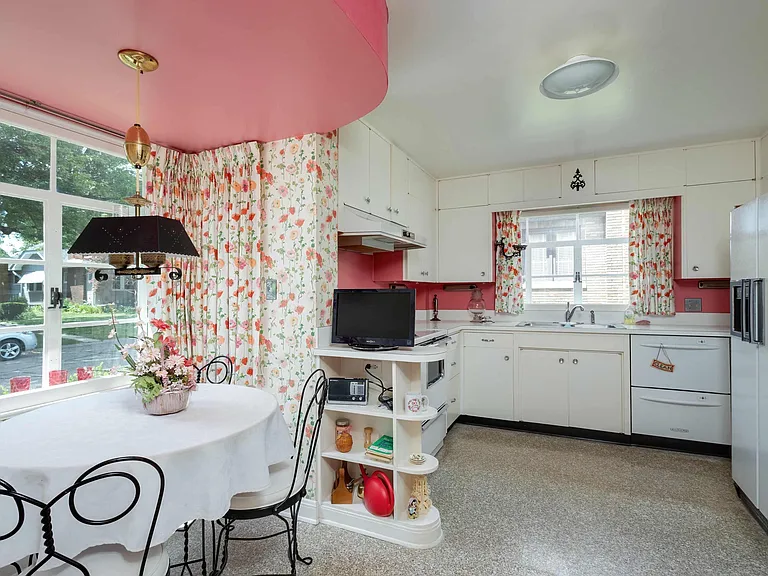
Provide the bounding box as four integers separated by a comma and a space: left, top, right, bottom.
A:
417, 320, 731, 338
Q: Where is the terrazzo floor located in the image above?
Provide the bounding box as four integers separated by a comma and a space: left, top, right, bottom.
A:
168, 424, 768, 576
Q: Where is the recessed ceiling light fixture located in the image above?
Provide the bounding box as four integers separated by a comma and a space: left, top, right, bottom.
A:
540, 55, 619, 100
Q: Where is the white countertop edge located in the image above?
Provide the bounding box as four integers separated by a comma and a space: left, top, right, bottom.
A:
420, 321, 731, 338
314, 344, 447, 363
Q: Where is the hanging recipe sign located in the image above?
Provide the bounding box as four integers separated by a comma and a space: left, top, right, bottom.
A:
651, 343, 674, 372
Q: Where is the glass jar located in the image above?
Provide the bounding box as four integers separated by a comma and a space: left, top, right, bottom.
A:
335, 418, 353, 453
623, 304, 636, 325
468, 289, 486, 322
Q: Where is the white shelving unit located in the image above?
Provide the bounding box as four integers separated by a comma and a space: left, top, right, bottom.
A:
313, 345, 445, 548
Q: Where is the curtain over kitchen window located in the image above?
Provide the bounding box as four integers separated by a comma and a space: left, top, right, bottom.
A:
629, 197, 675, 316
494, 210, 524, 314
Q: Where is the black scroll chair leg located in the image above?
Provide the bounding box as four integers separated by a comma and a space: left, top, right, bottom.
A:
291, 503, 311, 567
201, 520, 207, 576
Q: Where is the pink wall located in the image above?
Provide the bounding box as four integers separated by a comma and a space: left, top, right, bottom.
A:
337, 198, 730, 314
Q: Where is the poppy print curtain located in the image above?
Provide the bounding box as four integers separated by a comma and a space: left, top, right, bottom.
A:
494, 210, 524, 314
629, 197, 675, 316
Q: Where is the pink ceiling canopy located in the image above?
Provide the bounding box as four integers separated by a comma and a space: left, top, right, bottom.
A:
0, 0, 388, 151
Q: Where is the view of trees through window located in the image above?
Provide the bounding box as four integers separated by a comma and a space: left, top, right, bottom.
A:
522, 208, 630, 305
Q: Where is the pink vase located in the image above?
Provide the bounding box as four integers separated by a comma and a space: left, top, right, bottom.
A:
10, 376, 31, 393
77, 367, 94, 381
49, 370, 69, 386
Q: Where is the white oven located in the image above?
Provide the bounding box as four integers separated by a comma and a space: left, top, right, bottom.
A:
416, 333, 455, 455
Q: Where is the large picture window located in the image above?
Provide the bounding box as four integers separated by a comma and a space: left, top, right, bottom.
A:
522, 206, 630, 306
0, 114, 141, 398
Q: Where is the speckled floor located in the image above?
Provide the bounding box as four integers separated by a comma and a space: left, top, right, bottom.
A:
168, 424, 768, 576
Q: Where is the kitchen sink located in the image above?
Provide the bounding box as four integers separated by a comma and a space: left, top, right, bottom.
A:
515, 321, 626, 330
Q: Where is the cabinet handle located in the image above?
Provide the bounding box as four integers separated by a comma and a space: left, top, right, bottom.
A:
394, 208, 400, 214
480, 271, 486, 277
504, 355, 510, 361
425, 271, 429, 277
364, 196, 371, 203
386, 206, 392, 212
481, 338, 495, 343
451, 361, 457, 366
692, 265, 699, 272
559, 358, 564, 364
451, 398, 457, 403
572, 358, 579, 365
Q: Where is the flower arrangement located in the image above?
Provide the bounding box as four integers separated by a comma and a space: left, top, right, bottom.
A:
111, 314, 197, 408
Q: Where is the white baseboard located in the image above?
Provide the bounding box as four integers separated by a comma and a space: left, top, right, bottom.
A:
297, 498, 318, 524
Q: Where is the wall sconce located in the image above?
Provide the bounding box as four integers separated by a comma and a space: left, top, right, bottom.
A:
494, 241, 527, 259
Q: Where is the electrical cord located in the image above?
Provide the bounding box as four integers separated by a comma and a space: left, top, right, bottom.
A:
365, 363, 393, 411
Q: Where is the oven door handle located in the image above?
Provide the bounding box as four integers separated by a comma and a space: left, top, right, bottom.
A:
422, 403, 448, 430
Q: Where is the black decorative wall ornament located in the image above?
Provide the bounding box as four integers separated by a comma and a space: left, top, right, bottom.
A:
495, 240, 527, 259
570, 168, 586, 191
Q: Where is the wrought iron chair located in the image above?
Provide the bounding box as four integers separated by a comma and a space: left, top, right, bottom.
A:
0, 456, 165, 576
210, 368, 328, 576
170, 355, 235, 576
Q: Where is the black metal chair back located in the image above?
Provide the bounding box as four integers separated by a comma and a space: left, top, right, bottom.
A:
195, 355, 234, 385
0, 456, 165, 576
279, 369, 328, 509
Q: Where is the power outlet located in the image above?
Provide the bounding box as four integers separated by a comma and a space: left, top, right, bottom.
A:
684, 298, 702, 312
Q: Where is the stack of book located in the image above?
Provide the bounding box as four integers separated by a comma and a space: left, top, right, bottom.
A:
365, 434, 393, 463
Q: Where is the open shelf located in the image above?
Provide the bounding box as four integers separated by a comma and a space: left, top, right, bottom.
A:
396, 453, 439, 475
324, 403, 394, 419
321, 447, 395, 470
395, 406, 438, 421
321, 501, 394, 521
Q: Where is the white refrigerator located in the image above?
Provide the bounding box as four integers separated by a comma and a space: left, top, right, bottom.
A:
731, 197, 768, 523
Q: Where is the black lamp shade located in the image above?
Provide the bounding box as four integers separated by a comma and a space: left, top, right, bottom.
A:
68, 215, 199, 258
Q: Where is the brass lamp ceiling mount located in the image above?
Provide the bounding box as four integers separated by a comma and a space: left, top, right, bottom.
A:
118, 49, 159, 73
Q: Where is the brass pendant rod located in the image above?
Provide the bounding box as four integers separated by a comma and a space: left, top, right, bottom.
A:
136, 66, 141, 125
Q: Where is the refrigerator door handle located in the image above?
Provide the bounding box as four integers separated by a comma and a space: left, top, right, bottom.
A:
753, 278, 764, 346
742, 279, 751, 342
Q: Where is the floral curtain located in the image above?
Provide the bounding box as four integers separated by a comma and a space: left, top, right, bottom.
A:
629, 197, 675, 316
494, 210, 524, 314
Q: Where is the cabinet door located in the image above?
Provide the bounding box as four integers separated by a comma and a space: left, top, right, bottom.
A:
683, 181, 756, 278
438, 206, 492, 282
568, 351, 623, 433
447, 373, 461, 427
489, 170, 524, 205
524, 165, 561, 201
638, 149, 685, 190
685, 141, 755, 186
390, 146, 409, 226
462, 346, 513, 420
338, 121, 370, 211
438, 175, 489, 209
368, 130, 391, 220
518, 349, 569, 426
595, 155, 639, 194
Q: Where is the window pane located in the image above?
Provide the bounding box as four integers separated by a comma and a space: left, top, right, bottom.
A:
63, 205, 112, 263
525, 214, 577, 243
582, 244, 628, 275
0, 123, 50, 190
0, 263, 44, 325
0, 330, 43, 393
580, 210, 628, 240
530, 246, 573, 277
582, 276, 629, 305
530, 277, 574, 304
57, 140, 135, 202
61, 323, 137, 379
0, 194, 44, 257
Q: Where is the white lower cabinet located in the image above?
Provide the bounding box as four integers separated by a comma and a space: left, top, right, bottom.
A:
568, 351, 623, 433
518, 349, 569, 426
462, 341, 514, 420
447, 373, 461, 427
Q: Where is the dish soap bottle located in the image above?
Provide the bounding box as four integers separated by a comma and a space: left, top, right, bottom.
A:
623, 304, 636, 325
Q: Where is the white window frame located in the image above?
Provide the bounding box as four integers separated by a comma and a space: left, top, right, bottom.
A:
522, 203, 630, 311
0, 103, 144, 417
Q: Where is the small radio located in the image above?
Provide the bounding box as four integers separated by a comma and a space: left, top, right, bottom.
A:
327, 378, 368, 405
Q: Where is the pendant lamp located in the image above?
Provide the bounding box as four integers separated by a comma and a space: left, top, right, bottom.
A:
67, 50, 199, 280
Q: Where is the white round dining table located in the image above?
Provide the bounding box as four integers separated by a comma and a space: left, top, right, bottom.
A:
0, 384, 294, 569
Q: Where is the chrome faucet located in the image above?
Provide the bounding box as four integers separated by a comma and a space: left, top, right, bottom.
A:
565, 302, 584, 323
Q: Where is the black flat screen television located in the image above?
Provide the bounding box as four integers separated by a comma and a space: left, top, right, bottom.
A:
331, 289, 416, 350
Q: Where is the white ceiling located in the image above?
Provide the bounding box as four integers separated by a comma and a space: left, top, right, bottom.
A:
365, 0, 768, 179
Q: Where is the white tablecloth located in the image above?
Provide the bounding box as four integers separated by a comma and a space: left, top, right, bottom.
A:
0, 384, 294, 566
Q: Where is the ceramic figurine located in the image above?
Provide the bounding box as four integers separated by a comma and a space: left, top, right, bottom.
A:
411, 475, 432, 514
407, 496, 419, 519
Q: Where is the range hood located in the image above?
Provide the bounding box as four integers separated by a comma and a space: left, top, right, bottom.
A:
338, 204, 426, 254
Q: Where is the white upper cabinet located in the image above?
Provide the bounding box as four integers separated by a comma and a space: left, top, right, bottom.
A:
438, 206, 492, 282
595, 155, 639, 195
761, 135, 768, 183
561, 160, 594, 200
682, 180, 756, 278
390, 145, 410, 226
405, 162, 437, 281
438, 175, 489, 209
638, 149, 685, 190
489, 170, 524, 205
338, 121, 370, 212
368, 130, 392, 220
685, 141, 755, 186
523, 165, 561, 201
